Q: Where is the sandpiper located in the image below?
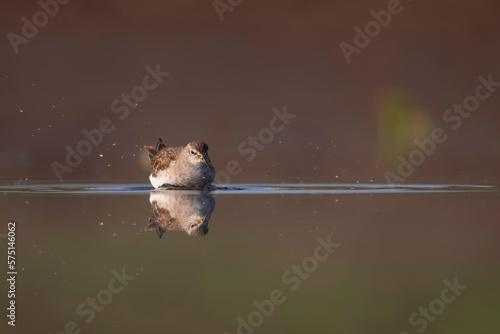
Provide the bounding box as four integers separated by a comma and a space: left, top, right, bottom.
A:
144, 138, 216, 189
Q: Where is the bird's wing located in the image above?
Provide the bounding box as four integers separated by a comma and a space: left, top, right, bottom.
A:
151, 147, 182, 176
144, 138, 167, 160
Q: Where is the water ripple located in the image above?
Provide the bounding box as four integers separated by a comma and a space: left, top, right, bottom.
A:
0, 183, 498, 195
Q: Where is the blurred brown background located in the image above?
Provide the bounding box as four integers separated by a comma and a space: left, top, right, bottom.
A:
1, 0, 499, 185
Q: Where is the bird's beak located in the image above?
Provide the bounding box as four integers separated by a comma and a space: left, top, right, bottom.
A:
199, 156, 209, 167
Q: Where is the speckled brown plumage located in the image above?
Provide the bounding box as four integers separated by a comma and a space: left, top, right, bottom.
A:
150, 147, 182, 177
144, 138, 216, 188
144, 138, 180, 178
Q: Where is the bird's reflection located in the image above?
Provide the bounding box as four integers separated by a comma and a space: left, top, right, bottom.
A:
146, 191, 216, 238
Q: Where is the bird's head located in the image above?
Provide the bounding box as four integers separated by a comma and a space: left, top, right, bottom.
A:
186, 141, 210, 166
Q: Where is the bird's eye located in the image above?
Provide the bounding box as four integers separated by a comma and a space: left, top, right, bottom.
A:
190, 150, 196, 155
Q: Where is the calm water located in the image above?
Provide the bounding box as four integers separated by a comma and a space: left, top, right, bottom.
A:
1, 183, 500, 334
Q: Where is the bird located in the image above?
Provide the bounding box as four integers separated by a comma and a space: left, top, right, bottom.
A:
144, 138, 216, 189
145, 191, 216, 238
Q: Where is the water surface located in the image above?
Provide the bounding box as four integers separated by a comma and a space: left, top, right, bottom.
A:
1, 183, 499, 333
